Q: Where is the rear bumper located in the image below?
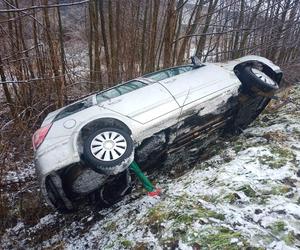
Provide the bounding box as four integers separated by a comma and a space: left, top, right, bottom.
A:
34, 139, 80, 209
35, 138, 80, 178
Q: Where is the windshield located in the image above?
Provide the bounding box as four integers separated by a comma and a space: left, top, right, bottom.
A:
96, 80, 146, 104
143, 65, 194, 81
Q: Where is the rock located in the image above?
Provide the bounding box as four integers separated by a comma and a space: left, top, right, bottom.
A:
254, 209, 263, 214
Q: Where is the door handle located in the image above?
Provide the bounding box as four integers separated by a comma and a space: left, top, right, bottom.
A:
108, 99, 121, 105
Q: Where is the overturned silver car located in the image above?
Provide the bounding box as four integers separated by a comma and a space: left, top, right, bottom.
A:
32, 55, 282, 212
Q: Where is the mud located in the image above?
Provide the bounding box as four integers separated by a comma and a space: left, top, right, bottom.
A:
134, 93, 241, 170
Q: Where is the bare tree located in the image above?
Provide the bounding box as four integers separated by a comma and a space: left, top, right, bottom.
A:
195, 0, 219, 58
163, 0, 177, 67
42, 0, 64, 108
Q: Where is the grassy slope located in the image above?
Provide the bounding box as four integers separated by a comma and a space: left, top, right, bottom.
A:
1, 85, 300, 250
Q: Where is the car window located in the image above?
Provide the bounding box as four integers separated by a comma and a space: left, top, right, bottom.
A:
178, 66, 194, 73
96, 80, 146, 104
146, 71, 170, 81
53, 97, 93, 122
144, 65, 194, 81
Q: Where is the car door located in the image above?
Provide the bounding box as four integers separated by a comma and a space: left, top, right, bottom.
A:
98, 80, 180, 124
159, 64, 239, 107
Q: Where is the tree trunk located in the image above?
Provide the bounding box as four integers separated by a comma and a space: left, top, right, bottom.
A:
163, 0, 176, 68
99, 0, 111, 83
0, 56, 15, 118
115, 0, 121, 81
238, 0, 263, 57
43, 0, 64, 108
146, 0, 160, 72
195, 0, 219, 58
141, 0, 149, 73
172, 0, 184, 64
56, 0, 67, 96
88, 0, 94, 86
231, 0, 245, 59
108, 0, 117, 83
177, 0, 203, 64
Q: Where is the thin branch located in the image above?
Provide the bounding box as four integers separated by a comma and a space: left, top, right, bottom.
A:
0, 74, 70, 84
173, 28, 250, 43
2, 0, 44, 27
0, 0, 89, 13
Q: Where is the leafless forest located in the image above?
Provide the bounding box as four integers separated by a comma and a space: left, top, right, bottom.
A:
1, 0, 300, 231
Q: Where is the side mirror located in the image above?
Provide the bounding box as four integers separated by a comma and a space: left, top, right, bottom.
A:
191, 56, 203, 68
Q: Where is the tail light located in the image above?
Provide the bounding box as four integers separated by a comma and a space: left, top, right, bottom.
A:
32, 123, 52, 151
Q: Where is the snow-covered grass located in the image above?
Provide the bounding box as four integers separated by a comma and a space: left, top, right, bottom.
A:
1, 85, 300, 249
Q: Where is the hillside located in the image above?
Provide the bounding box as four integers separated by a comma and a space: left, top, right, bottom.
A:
1, 84, 300, 249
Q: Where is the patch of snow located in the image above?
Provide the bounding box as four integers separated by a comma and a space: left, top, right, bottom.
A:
2, 163, 35, 184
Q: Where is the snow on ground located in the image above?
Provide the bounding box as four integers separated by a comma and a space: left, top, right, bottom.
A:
1, 85, 300, 249
2, 162, 35, 184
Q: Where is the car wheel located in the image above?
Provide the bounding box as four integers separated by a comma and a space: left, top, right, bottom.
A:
235, 64, 279, 93
63, 165, 108, 197
45, 175, 75, 213
96, 169, 132, 208
83, 127, 134, 175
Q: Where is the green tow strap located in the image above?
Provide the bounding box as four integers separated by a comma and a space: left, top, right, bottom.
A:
129, 161, 154, 192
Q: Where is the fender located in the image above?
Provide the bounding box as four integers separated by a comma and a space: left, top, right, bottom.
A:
219, 55, 280, 72
71, 110, 138, 156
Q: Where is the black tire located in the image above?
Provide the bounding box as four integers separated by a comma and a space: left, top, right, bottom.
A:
232, 95, 270, 132
45, 175, 75, 213
235, 62, 279, 93
83, 127, 134, 175
96, 169, 132, 208
63, 165, 108, 197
